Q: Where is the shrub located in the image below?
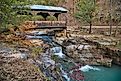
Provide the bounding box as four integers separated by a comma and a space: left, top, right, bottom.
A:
17, 15, 32, 21
46, 16, 57, 21
32, 15, 45, 21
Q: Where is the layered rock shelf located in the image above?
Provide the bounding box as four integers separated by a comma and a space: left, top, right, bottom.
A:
67, 34, 121, 66
56, 37, 113, 67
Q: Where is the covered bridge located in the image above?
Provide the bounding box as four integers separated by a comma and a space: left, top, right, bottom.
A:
18, 5, 68, 36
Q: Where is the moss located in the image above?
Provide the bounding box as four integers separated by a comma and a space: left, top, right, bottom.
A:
51, 55, 59, 62
31, 47, 43, 58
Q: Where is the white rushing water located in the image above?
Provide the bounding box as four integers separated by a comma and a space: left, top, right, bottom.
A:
60, 65, 70, 81
59, 65, 100, 81
79, 65, 101, 72
31, 31, 46, 35
26, 35, 43, 39
50, 47, 65, 58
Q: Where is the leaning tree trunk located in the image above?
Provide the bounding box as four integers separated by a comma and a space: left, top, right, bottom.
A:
89, 22, 92, 34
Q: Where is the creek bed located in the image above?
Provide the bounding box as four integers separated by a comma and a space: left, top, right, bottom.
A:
26, 31, 121, 81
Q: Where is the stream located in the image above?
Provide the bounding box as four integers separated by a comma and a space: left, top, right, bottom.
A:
26, 31, 121, 81
50, 46, 121, 81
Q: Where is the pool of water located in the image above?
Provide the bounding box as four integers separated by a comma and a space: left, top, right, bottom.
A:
60, 60, 121, 81
54, 47, 121, 81
83, 65, 121, 81
52, 48, 121, 81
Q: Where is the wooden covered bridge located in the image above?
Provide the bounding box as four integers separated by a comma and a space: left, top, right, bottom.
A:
18, 5, 68, 36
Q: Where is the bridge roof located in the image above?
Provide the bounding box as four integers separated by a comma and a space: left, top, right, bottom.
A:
30, 5, 68, 13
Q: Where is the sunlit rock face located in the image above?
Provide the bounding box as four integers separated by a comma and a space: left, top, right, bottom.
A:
60, 38, 112, 67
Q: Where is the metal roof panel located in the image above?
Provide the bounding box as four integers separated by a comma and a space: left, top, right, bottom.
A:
30, 5, 68, 13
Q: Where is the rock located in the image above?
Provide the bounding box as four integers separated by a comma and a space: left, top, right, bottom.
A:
4, 53, 28, 59
77, 45, 84, 50
66, 45, 77, 52
100, 46, 121, 66
98, 41, 116, 46
21, 40, 33, 46
83, 45, 92, 49
29, 39, 44, 46
112, 56, 121, 65
41, 55, 55, 68
56, 37, 67, 44
18, 48, 29, 52
63, 39, 113, 67
101, 58, 112, 67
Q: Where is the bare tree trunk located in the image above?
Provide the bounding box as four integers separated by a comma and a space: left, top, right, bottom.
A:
114, 23, 118, 37
109, 0, 112, 36
89, 22, 92, 34
109, 19, 112, 36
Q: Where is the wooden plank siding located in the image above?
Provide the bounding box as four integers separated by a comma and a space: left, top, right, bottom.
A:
26, 21, 67, 29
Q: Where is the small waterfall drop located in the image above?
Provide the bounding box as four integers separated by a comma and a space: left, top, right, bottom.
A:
60, 64, 70, 81
79, 65, 101, 72
50, 47, 65, 58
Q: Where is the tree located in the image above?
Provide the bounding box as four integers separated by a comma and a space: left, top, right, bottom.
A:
75, 0, 96, 34
114, 15, 121, 36
109, 0, 113, 36
0, 0, 66, 33
114, 0, 121, 37
0, 0, 14, 27
29, 0, 65, 6
0, 0, 29, 29
109, 0, 121, 36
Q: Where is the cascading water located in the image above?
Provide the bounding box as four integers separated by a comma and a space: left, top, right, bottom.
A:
50, 46, 102, 81
50, 47, 65, 58
79, 65, 101, 72
60, 64, 70, 81
26, 31, 121, 81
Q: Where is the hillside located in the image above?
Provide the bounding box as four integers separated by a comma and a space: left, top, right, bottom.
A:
59, 0, 121, 27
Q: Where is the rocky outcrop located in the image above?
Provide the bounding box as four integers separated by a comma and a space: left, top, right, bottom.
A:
59, 38, 113, 67
101, 47, 121, 66
77, 34, 121, 66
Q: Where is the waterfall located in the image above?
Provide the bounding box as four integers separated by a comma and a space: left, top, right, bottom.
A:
60, 65, 70, 81
79, 65, 101, 72
50, 47, 65, 58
